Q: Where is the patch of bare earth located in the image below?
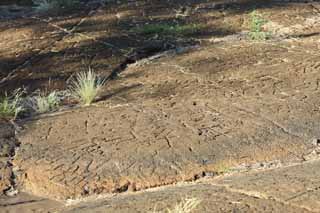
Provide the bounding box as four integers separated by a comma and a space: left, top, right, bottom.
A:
1, 0, 320, 212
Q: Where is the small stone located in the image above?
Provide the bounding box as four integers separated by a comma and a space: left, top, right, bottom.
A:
4, 187, 18, 197
311, 138, 320, 146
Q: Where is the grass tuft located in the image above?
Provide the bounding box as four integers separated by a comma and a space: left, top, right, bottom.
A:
0, 89, 24, 120
167, 197, 202, 213
248, 10, 270, 41
28, 91, 60, 114
70, 68, 105, 106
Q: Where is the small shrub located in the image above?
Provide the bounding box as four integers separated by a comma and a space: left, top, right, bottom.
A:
0, 89, 24, 120
28, 91, 60, 114
69, 68, 105, 106
248, 11, 269, 40
167, 198, 202, 213
33, 0, 79, 12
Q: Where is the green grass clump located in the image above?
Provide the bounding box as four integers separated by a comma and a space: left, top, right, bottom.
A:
0, 90, 24, 120
133, 23, 201, 36
29, 91, 60, 114
33, 0, 79, 12
70, 68, 105, 106
248, 11, 270, 41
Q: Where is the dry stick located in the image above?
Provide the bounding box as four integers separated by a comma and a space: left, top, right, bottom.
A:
0, 6, 127, 86
68, 8, 99, 33
31, 16, 128, 54
0, 49, 42, 86
0, 17, 71, 86
0, 29, 66, 87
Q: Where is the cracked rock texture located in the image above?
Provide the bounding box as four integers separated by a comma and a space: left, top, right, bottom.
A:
62, 160, 320, 213
215, 160, 320, 212
1, 0, 320, 209
15, 37, 320, 199
3, 159, 320, 212
0, 119, 18, 194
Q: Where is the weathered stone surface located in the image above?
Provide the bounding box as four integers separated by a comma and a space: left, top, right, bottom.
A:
63, 183, 311, 213
0, 192, 63, 213
214, 160, 320, 212
0, 161, 12, 195
0, 120, 17, 158
1, 0, 320, 205
62, 160, 320, 212
4, 160, 320, 212
14, 37, 320, 199
0, 119, 18, 194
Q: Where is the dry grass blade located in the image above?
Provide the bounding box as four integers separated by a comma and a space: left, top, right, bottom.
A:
70, 68, 105, 106
0, 89, 24, 120
167, 197, 202, 213
28, 91, 60, 114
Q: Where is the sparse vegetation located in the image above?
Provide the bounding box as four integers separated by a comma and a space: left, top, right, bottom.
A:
69, 68, 105, 106
33, 0, 79, 12
167, 198, 202, 213
0, 89, 24, 120
248, 10, 269, 40
215, 163, 232, 174
133, 23, 202, 36
28, 91, 60, 114
151, 197, 202, 213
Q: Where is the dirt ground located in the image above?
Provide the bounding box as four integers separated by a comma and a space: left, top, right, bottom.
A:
1, 0, 320, 212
